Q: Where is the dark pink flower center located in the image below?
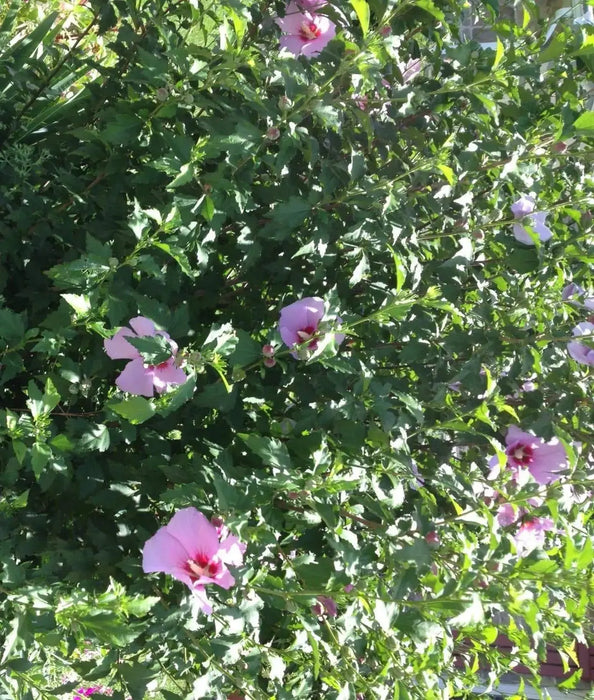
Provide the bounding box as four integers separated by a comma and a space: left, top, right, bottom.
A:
299, 20, 321, 41
296, 325, 318, 349
186, 552, 221, 580
147, 360, 171, 370
506, 442, 534, 466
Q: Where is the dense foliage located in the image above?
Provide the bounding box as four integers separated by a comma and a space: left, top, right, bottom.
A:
1, 0, 593, 697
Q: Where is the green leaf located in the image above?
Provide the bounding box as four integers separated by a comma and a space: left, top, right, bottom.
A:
125, 334, 172, 365
110, 396, 155, 424
414, 0, 444, 21
152, 242, 194, 277
61, 293, 91, 316
0, 308, 26, 344
31, 443, 52, 480
350, 0, 370, 36
573, 111, 594, 133
492, 37, 505, 70
12, 440, 27, 465
201, 323, 238, 356
238, 434, 292, 469
437, 163, 455, 186
449, 594, 484, 628
26, 379, 60, 419
79, 424, 110, 452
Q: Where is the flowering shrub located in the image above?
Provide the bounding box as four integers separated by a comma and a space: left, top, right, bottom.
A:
0, 0, 593, 698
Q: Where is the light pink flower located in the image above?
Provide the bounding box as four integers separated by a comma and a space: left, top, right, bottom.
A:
513, 517, 555, 557
511, 195, 552, 245
568, 321, 594, 366
104, 316, 187, 397
499, 426, 567, 485
275, 1, 336, 57
279, 296, 344, 359
142, 507, 246, 614
497, 502, 523, 526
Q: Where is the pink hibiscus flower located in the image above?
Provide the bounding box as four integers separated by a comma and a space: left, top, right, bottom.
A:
142, 507, 246, 614
279, 296, 344, 359
513, 517, 555, 557
500, 426, 567, 485
104, 316, 187, 397
510, 195, 552, 245
275, 1, 336, 57
567, 321, 594, 366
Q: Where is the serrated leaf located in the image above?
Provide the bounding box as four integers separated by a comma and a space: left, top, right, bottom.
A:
110, 396, 155, 424
125, 334, 172, 365
238, 434, 292, 469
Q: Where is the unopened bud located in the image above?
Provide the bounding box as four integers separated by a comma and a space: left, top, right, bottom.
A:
155, 87, 169, 102
265, 126, 281, 141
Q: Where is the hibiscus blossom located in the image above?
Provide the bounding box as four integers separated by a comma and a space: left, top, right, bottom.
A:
275, 1, 336, 57
104, 316, 187, 397
279, 296, 344, 359
513, 517, 555, 557
567, 321, 594, 366
142, 507, 246, 614
500, 426, 567, 485
511, 195, 552, 245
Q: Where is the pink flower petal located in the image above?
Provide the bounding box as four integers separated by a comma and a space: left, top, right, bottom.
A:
142, 528, 190, 574
129, 316, 157, 336
276, 3, 311, 35
218, 534, 247, 567
152, 359, 187, 393
530, 440, 567, 484
279, 35, 309, 56
511, 195, 535, 218
193, 585, 213, 615
116, 358, 155, 397
104, 327, 140, 360
166, 507, 220, 562
279, 297, 326, 347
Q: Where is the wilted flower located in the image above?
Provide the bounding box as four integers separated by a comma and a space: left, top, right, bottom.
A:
568, 321, 594, 366
498, 426, 567, 485
275, 1, 336, 57
513, 517, 555, 557
142, 507, 246, 615
312, 595, 337, 617
104, 316, 187, 397
510, 195, 552, 245
279, 296, 344, 359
